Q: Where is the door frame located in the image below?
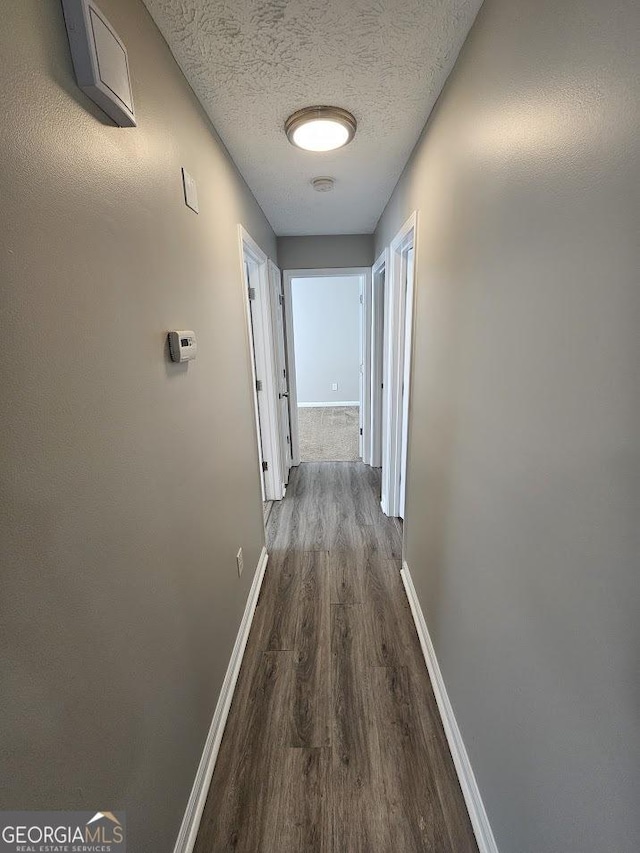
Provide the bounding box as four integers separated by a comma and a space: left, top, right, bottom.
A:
381, 211, 418, 518
282, 267, 372, 467
237, 226, 285, 502
370, 248, 388, 469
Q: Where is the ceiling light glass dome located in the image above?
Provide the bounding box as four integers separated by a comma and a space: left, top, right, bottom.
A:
285, 106, 357, 152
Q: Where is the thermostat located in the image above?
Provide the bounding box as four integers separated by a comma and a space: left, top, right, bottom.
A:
61, 0, 136, 127
168, 331, 197, 363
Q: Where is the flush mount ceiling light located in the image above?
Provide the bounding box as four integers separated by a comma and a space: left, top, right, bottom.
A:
285, 106, 356, 152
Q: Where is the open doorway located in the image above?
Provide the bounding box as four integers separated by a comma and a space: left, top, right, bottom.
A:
283, 268, 370, 463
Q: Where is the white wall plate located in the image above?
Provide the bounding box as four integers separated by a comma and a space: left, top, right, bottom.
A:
182, 168, 199, 213
61, 0, 136, 127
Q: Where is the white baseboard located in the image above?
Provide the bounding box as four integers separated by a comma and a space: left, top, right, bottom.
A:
172, 546, 269, 853
401, 562, 499, 853
297, 401, 360, 408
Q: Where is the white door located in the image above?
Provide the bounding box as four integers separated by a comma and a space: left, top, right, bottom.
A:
398, 244, 415, 519
268, 261, 292, 487
359, 280, 365, 459
381, 212, 417, 519
371, 259, 386, 469
244, 260, 267, 501
239, 226, 285, 502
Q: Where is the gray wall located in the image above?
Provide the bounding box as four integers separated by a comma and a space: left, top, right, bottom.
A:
0, 2, 276, 851
291, 276, 361, 404
375, 0, 640, 851
277, 234, 374, 270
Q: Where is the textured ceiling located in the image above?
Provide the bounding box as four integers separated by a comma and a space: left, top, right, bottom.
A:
142, 0, 482, 235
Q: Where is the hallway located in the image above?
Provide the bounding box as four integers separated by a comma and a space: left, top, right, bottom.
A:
194, 463, 477, 852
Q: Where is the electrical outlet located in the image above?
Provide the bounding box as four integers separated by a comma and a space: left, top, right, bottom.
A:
236, 548, 244, 577
332, 382, 338, 391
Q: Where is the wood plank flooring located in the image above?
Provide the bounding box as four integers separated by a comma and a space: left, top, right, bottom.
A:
194, 462, 478, 853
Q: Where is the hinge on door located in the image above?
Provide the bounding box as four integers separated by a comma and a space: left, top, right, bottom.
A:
360, 427, 363, 436
286, 435, 290, 444
359, 294, 363, 304
262, 460, 269, 472
256, 379, 263, 392
248, 287, 256, 300
278, 293, 284, 306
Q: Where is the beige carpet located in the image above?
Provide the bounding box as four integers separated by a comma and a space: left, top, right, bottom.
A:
298, 406, 360, 462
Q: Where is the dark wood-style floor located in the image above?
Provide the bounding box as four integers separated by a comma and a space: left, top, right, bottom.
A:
194, 462, 478, 853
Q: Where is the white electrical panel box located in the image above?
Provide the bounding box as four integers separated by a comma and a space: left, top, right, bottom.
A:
168, 331, 197, 363
61, 0, 136, 127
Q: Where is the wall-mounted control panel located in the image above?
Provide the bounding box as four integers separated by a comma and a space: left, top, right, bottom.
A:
61, 0, 136, 127
168, 331, 197, 363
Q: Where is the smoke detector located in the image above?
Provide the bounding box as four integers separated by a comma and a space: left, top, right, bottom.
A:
311, 177, 335, 193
